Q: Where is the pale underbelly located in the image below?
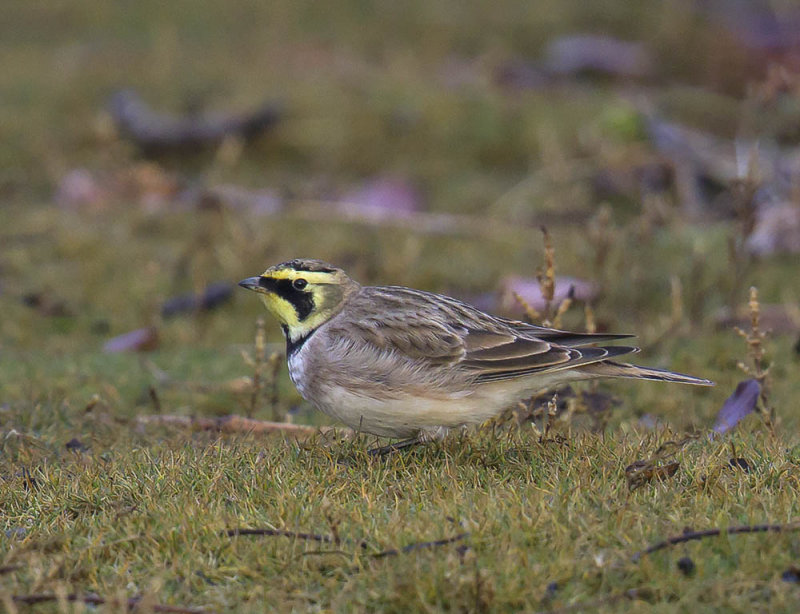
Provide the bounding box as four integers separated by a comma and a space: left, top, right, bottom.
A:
310, 377, 577, 438
315, 386, 497, 437
289, 351, 585, 438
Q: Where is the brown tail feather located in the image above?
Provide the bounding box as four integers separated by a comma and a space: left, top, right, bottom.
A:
581, 360, 714, 386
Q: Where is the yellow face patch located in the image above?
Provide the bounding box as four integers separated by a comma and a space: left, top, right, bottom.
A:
252, 267, 346, 342
258, 291, 301, 328
241, 260, 359, 343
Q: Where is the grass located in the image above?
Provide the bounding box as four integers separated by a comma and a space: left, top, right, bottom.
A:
2, 0, 800, 611
3, 413, 800, 612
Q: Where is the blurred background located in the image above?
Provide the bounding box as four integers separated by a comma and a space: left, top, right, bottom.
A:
2, 0, 799, 429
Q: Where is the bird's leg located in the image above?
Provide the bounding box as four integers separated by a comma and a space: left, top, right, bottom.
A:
366, 427, 448, 457
367, 437, 423, 457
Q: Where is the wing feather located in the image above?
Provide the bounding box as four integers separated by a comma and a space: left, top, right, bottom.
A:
472, 345, 638, 382
505, 322, 634, 347
465, 334, 551, 360
337, 286, 639, 385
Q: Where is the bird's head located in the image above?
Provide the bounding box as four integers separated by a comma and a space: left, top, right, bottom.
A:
239, 259, 360, 342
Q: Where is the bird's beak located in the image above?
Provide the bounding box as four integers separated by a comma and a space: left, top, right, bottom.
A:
238, 277, 262, 292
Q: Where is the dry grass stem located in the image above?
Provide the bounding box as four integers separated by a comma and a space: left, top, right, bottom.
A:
551, 286, 574, 329
512, 290, 543, 323
734, 286, 775, 434
583, 303, 597, 334
536, 227, 557, 325
248, 317, 266, 418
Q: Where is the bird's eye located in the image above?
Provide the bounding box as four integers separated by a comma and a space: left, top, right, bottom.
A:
292, 278, 308, 290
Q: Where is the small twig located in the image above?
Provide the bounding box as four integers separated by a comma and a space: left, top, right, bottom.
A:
9, 593, 205, 613
543, 521, 800, 612
0, 565, 21, 575
226, 527, 469, 558
136, 414, 347, 439
632, 521, 800, 561
371, 532, 470, 559
226, 528, 347, 543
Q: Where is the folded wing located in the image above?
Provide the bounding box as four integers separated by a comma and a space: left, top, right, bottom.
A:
462, 327, 638, 382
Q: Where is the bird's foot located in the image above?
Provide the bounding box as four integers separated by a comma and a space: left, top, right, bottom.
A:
367, 437, 423, 457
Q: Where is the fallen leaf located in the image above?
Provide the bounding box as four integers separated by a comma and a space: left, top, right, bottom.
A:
747, 203, 800, 256
21, 293, 72, 317
543, 35, 652, 78
493, 59, 550, 90
715, 303, 800, 334
625, 460, 680, 491
340, 176, 422, 219
103, 327, 159, 353
161, 282, 234, 318
712, 379, 760, 435
677, 556, 696, 577
728, 457, 752, 472
55, 168, 107, 209
4, 528, 26, 540
108, 89, 281, 155
65, 438, 88, 452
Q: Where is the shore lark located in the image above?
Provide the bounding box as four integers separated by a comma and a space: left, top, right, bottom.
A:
239, 259, 712, 452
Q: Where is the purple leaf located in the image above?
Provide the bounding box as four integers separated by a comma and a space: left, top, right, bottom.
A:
161, 282, 233, 318
499, 275, 599, 314
746, 203, 800, 256
103, 327, 159, 353
712, 379, 760, 435
341, 176, 421, 219
543, 35, 652, 78
55, 168, 105, 209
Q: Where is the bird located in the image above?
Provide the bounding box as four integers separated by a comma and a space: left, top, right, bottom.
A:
239, 258, 713, 454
